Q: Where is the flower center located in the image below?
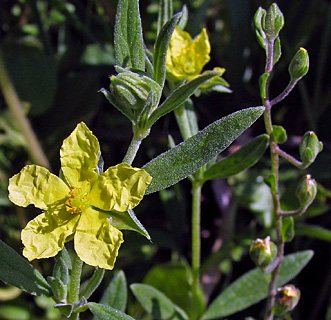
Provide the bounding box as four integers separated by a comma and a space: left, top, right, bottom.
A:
65, 187, 88, 214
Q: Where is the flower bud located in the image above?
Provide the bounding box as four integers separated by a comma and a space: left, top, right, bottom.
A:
289, 48, 309, 83
274, 284, 300, 316
250, 236, 277, 271
264, 3, 284, 41
296, 174, 317, 209
299, 131, 323, 166
47, 276, 67, 303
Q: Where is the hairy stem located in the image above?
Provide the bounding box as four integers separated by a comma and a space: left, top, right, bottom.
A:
0, 49, 50, 169
68, 252, 83, 319
122, 134, 142, 165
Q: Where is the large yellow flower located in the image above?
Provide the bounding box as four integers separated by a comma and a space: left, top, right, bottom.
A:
166, 27, 225, 82
8, 122, 152, 270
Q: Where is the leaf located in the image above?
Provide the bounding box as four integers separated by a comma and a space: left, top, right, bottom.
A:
109, 209, 151, 240
130, 284, 188, 320
80, 268, 105, 300
153, 12, 182, 87
114, 0, 145, 70
147, 71, 222, 127
295, 224, 331, 242
88, 302, 135, 320
0, 239, 52, 297
143, 107, 265, 194
202, 250, 313, 319
202, 134, 269, 182
282, 217, 295, 242
100, 271, 127, 312
157, 0, 173, 35
272, 125, 287, 144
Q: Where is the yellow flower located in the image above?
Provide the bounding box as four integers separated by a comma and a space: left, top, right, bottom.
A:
166, 27, 225, 82
8, 122, 152, 270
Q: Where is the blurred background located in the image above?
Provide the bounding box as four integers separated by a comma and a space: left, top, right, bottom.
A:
0, 0, 330, 319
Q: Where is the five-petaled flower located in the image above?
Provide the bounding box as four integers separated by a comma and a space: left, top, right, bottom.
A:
166, 26, 225, 82
8, 122, 152, 270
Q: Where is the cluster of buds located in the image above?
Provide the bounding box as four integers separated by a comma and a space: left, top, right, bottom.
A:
250, 236, 277, 271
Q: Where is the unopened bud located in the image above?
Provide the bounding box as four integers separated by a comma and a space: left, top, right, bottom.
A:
296, 175, 317, 209
264, 3, 284, 41
274, 284, 300, 316
289, 48, 309, 83
299, 131, 323, 166
250, 236, 277, 271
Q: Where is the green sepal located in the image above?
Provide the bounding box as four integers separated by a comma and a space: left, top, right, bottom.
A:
114, 0, 145, 70
272, 125, 287, 144
202, 134, 269, 182
295, 174, 317, 210
131, 283, 189, 320
0, 239, 52, 297
99, 270, 127, 312
264, 174, 278, 194
153, 12, 182, 87
53, 257, 69, 285
144, 107, 265, 194
299, 131, 322, 166
147, 70, 221, 127
289, 48, 309, 83
47, 276, 67, 303
264, 3, 284, 41
88, 302, 135, 320
282, 217, 295, 242
259, 73, 269, 99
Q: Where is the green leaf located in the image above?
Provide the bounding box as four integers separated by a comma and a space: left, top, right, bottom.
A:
53, 257, 69, 285
80, 268, 105, 300
143, 263, 205, 317
47, 276, 67, 303
114, 0, 145, 70
0, 239, 52, 297
295, 224, 331, 242
259, 73, 269, 100
88, 302, 135, 320
153, 12, 182, 87
143, 107, 265, 194
131, 284, 188, 320
100, 271, 127, 312
147, 71, 221, 127
282, 217, 295, 242
273, 37, 282, 65
273, 125, 287, 144
202, 134, 269, 182
264, 174, 278, 194
202, 250, 313, 319
157, 0, 173, 35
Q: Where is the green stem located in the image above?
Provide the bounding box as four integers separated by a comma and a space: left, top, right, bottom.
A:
122, 134, 143, 165
0, 49, 50, 169
68, 252, 83, 320
174, 105, 192, 141
191, 182, 202, 319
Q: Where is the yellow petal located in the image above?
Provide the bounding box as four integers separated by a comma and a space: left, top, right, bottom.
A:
60, 122, 99, 186
74, 208, 124, 270
8, 165, 69, 210
192, 28, 211, 72
21, 209, 79, 261
89, 163, 152, 212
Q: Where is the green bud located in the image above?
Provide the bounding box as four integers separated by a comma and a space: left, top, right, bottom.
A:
289, 48, 309, 83
53, 257, 69, 285
250, 236, 277, 271
299, 131, 323, 166
274, 284, 300, 316
254, 7, 267, 49
296, 174, 317, 209
47, 276, 67, 303
264, 3, 284, 41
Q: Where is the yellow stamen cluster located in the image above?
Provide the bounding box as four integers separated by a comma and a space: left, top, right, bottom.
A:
65, 187, 88, 214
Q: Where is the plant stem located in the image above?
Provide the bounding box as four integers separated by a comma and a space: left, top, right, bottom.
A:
0, 49, 50, 169
191, 181, 202, 319
122, 134, 142, 165
68, 252, 84, 320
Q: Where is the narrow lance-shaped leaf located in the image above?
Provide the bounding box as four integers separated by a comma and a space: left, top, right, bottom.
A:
202, 134, 269, 182
153, 12, 182, 87
114, 0, 145, 70
131, 284, 188, 320
143, 107, 265, 194
88, 302, 135, 320
147, 70, 221, 128
157, 0, 173, 35
0, 239, 52, 297
202, 250, 313, 319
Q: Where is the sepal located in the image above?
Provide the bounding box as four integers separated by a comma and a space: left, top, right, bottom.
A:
299, 131, 322, 166
289, 48, 309, 83
249, 236, 277, 271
